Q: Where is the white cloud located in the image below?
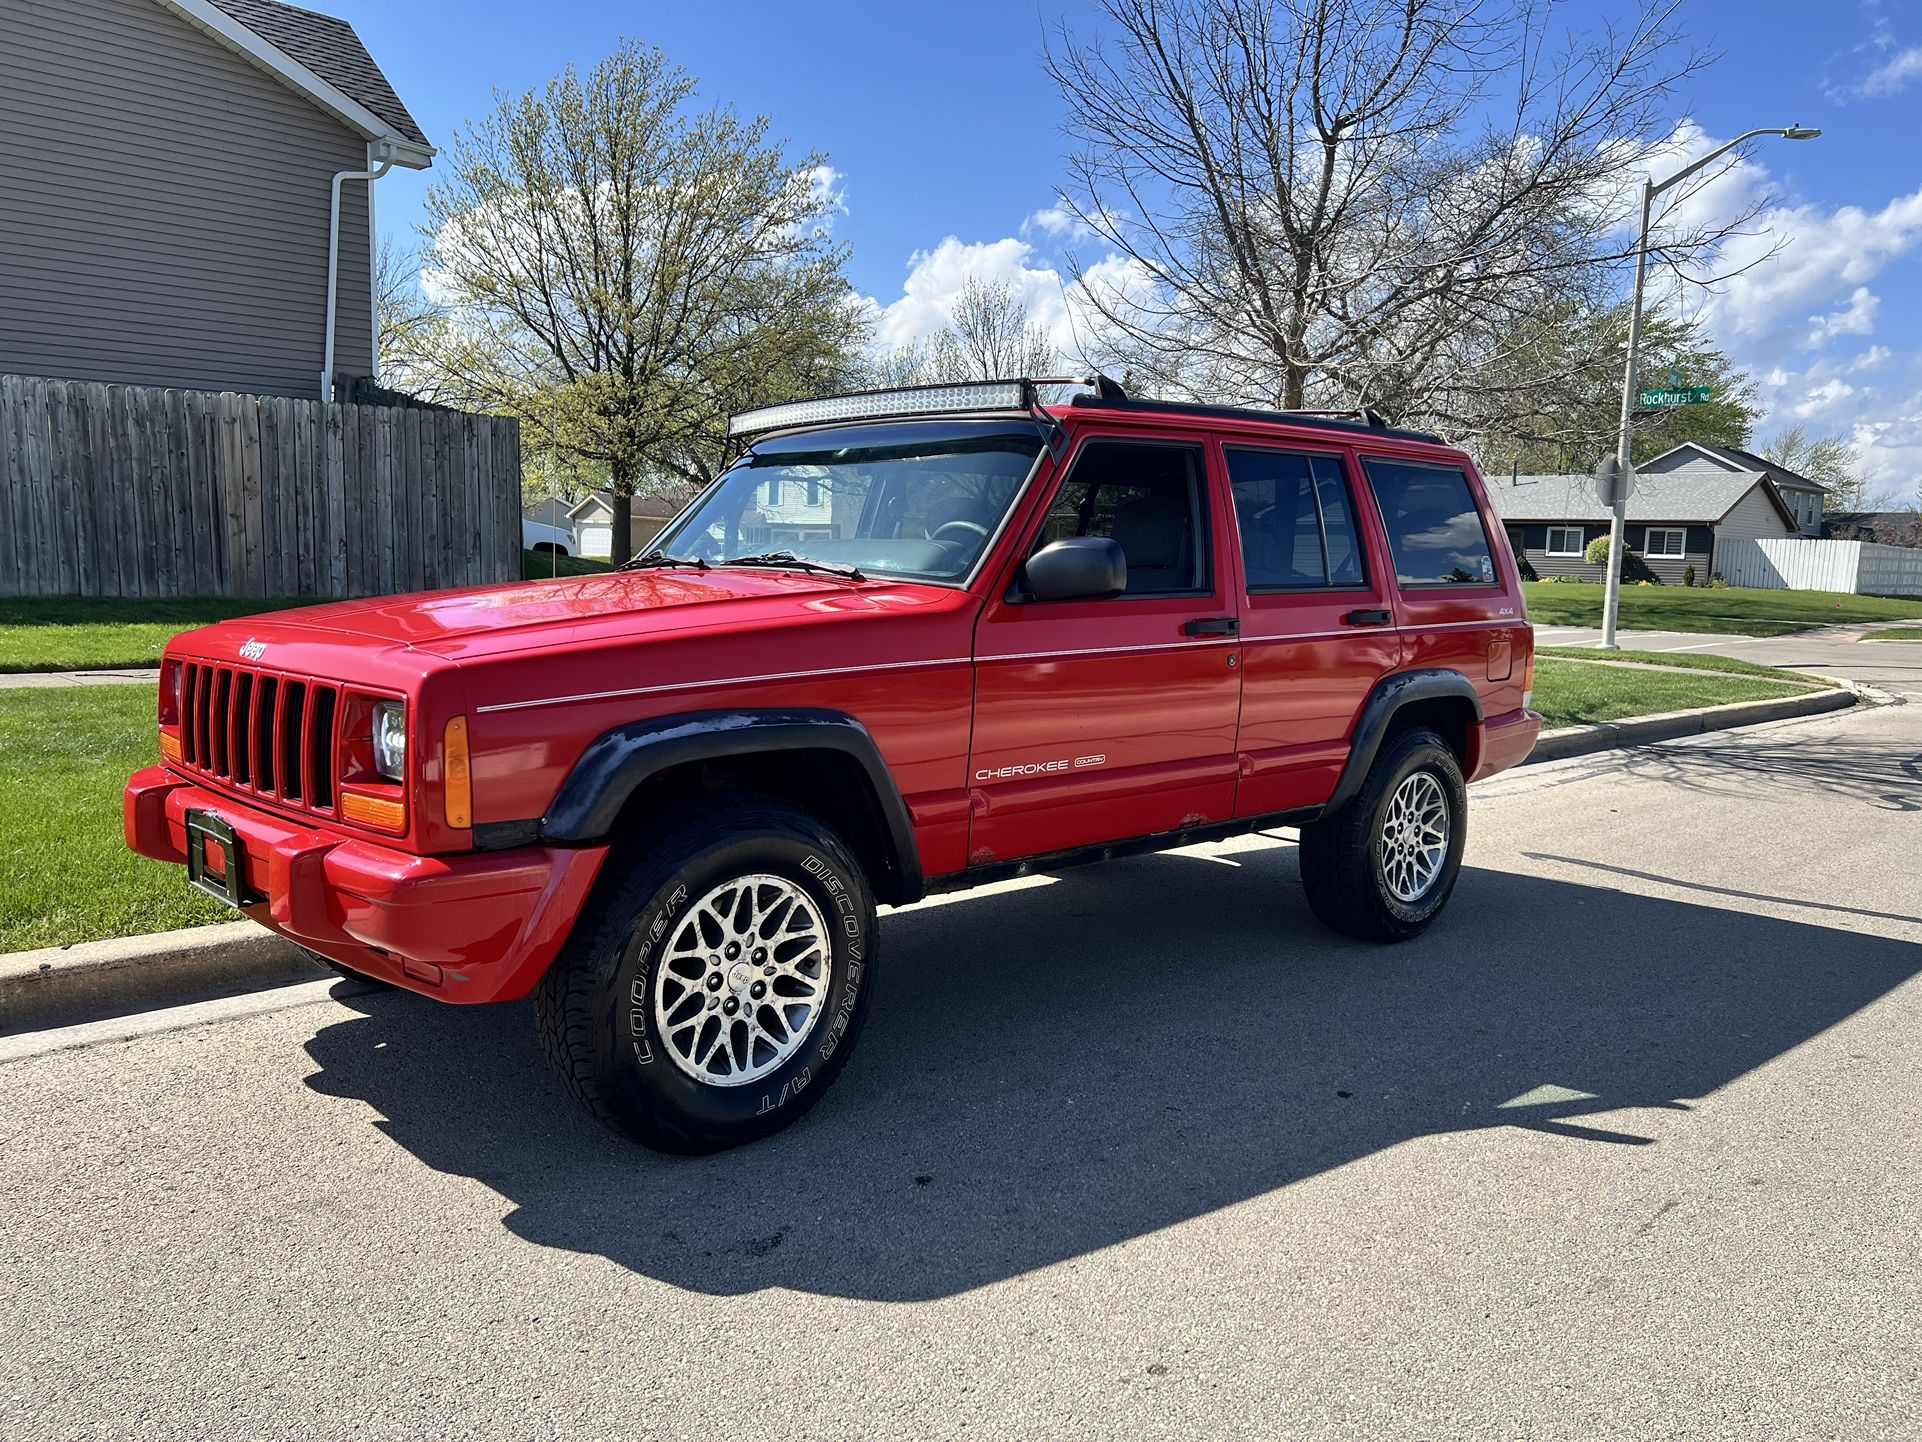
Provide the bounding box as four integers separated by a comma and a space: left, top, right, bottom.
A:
1806, 287, 1880, 347
1793, 378, 1858, 418
1848, 345, 1893, 373
1022, 203, 1091, 241
1848, 44, 1922, 98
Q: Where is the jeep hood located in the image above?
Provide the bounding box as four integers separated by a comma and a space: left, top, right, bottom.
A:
234, 569, 949, 660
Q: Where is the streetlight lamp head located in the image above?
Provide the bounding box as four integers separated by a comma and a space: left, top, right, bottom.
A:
1783, 126, 1822, 140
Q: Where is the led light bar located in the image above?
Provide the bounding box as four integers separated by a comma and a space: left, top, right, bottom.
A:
728, 381, 1033, 439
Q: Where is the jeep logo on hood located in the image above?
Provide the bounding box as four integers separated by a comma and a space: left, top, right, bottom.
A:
238, 638, 268, 662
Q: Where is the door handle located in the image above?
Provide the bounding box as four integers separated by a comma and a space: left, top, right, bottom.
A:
1343, 608, 1393, 627
1183, 616, 1239, 637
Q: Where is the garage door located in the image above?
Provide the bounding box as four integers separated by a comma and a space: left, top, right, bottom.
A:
580, 525, 612, 559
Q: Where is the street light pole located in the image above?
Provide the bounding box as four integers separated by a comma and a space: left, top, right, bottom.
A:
1598, 125, 1822, 651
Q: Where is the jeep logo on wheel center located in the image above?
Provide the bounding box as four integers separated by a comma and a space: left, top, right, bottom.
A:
125, 374, 1540, 1153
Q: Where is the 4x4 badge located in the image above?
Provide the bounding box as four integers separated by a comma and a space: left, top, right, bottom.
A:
238, 638, 268, 661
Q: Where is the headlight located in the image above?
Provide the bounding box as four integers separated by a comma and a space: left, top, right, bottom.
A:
373, 701, 407, 781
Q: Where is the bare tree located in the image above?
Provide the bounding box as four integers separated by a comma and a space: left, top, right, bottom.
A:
1046, 0, 1748, 435
423, 40, 861, 561
871, 276, 1058, 387
928, 277, 1058, 380
372, 236, 453, 402
1759, 423, 1866, 510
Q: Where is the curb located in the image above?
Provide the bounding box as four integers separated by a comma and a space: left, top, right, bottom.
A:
1525, 680, 1861, 765
0, 921, 324, 1035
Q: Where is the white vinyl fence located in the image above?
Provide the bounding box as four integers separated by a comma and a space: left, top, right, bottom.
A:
1717, 536, 1922, 597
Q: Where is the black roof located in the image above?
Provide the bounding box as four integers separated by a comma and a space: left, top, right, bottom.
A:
209, 0, 430, 147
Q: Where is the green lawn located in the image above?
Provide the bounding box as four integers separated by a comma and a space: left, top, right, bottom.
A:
523, 547, 612, 579
1864, 627, 1922, 642
1524, 581, 1922, 637
0, 596, 316, 673
1535, 645, 1837, 684
1532, 657, 1816, 732
0, 686, 233, 952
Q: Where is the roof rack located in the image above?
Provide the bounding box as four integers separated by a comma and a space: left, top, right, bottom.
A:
1065, 392, 1442, 444
726, 373, 1443, 447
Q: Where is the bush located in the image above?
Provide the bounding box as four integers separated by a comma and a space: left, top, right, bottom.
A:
1515, 551, 1539, 582
1709, 574, 1729, 589
1582, 534, 1613, 566
1683, 563, 1697, 587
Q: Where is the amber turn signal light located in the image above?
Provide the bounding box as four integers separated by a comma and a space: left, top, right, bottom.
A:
341, 792, 406, 831
443, 716, 472, 829
158, 731, 182, 762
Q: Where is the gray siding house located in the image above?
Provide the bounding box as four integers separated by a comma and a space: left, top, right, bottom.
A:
1487, 463, 1799, 585
1638, 442, 1829, 537
0, 0, 431, 401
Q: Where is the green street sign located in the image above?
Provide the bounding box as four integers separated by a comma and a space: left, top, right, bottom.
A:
1639, 385, 1713, 407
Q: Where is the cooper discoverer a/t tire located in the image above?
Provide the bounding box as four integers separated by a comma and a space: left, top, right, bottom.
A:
1298, 725, 1467, 943
534, 795, 876, 1153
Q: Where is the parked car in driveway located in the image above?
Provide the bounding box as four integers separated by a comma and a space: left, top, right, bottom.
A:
125, 375, 1540, 1153
521, 518, 573, 555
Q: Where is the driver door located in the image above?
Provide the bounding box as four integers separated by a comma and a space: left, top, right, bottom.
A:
967, 435, 1243, 863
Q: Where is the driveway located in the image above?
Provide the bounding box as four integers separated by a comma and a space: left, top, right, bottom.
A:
2, 692, 1919, 1439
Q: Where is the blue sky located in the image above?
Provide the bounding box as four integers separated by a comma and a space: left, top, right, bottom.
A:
331, 0, 1922, 494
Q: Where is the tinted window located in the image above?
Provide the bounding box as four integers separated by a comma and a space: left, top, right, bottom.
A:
1227, 450, 1367, 589
1033, 441, 1209, 595
1363, 460, 1497, 587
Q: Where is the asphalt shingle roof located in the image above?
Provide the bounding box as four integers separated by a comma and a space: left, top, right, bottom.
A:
208, 0, 429, 146
1485, 469, 1779, 524
1660, 442, 1828, 494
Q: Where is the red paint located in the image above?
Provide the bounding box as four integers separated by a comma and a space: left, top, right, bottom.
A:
126, 402, 1539, 1005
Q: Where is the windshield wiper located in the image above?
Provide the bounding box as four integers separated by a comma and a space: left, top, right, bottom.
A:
620, 549, 709, 572
719, 551, 867, 582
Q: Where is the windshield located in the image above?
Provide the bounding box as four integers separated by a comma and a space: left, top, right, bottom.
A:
654, 420, 1048, 583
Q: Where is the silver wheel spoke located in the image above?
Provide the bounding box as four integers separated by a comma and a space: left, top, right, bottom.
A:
653, 873, 832, 1088
1380, 771, 1450, 903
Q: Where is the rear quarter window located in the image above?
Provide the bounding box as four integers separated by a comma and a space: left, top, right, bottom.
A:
1362, 459, 1498, 588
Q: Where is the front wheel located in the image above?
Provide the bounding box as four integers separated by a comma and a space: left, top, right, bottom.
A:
1298, 726, 1467, 942
534, 796, 876, 1153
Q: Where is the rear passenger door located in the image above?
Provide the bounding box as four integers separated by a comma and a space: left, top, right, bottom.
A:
1358, 455, 1517, 687
968, 435, 1243, 862
1225, 444, 1402, 815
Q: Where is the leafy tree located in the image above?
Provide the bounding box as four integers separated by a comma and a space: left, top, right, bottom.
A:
1759, 424, 1866, 510
1468, 308, 1758, 475
1044, 0, 1761, 434
421, 41, 862, 560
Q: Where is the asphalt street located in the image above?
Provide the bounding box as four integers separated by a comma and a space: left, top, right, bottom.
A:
2, 633, 1919, 1441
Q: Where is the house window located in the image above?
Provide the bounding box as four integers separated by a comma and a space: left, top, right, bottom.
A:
1545, 526, 1585, 556
1645, 528, 1687, 558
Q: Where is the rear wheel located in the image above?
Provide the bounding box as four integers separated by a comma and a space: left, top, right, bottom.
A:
534, 796, 876, 1153
1298, 726, 1466, 942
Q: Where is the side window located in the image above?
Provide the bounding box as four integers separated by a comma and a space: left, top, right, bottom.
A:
1226, 449, 1368, 590
1362, 459, 1498, 587
1032, 440, 1210, 596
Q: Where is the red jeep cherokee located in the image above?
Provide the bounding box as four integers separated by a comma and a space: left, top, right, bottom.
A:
126, 377, 1539, 1152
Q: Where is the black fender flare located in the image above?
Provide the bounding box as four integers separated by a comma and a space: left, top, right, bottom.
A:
1322, 669, 1483, 815
537, 708, 923, 903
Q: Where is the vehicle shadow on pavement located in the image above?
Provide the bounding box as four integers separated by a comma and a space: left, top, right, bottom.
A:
301, 845, 1922, 1301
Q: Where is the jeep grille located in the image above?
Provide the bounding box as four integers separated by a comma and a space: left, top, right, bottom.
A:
177, 662, 340, 813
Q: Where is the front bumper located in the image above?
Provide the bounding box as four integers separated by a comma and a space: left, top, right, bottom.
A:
124, 766, 607, 1003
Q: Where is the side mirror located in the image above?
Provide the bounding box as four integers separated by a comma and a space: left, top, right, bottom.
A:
1024, 536, 1127, 601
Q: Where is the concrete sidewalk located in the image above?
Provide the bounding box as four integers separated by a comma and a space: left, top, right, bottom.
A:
0, 667, 159, 689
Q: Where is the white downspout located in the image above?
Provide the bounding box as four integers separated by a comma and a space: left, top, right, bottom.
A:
322, 140, 397, 402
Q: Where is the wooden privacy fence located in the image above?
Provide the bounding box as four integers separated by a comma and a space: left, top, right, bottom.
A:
1718, 536, 1922, 598
0, 374, 523, 598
